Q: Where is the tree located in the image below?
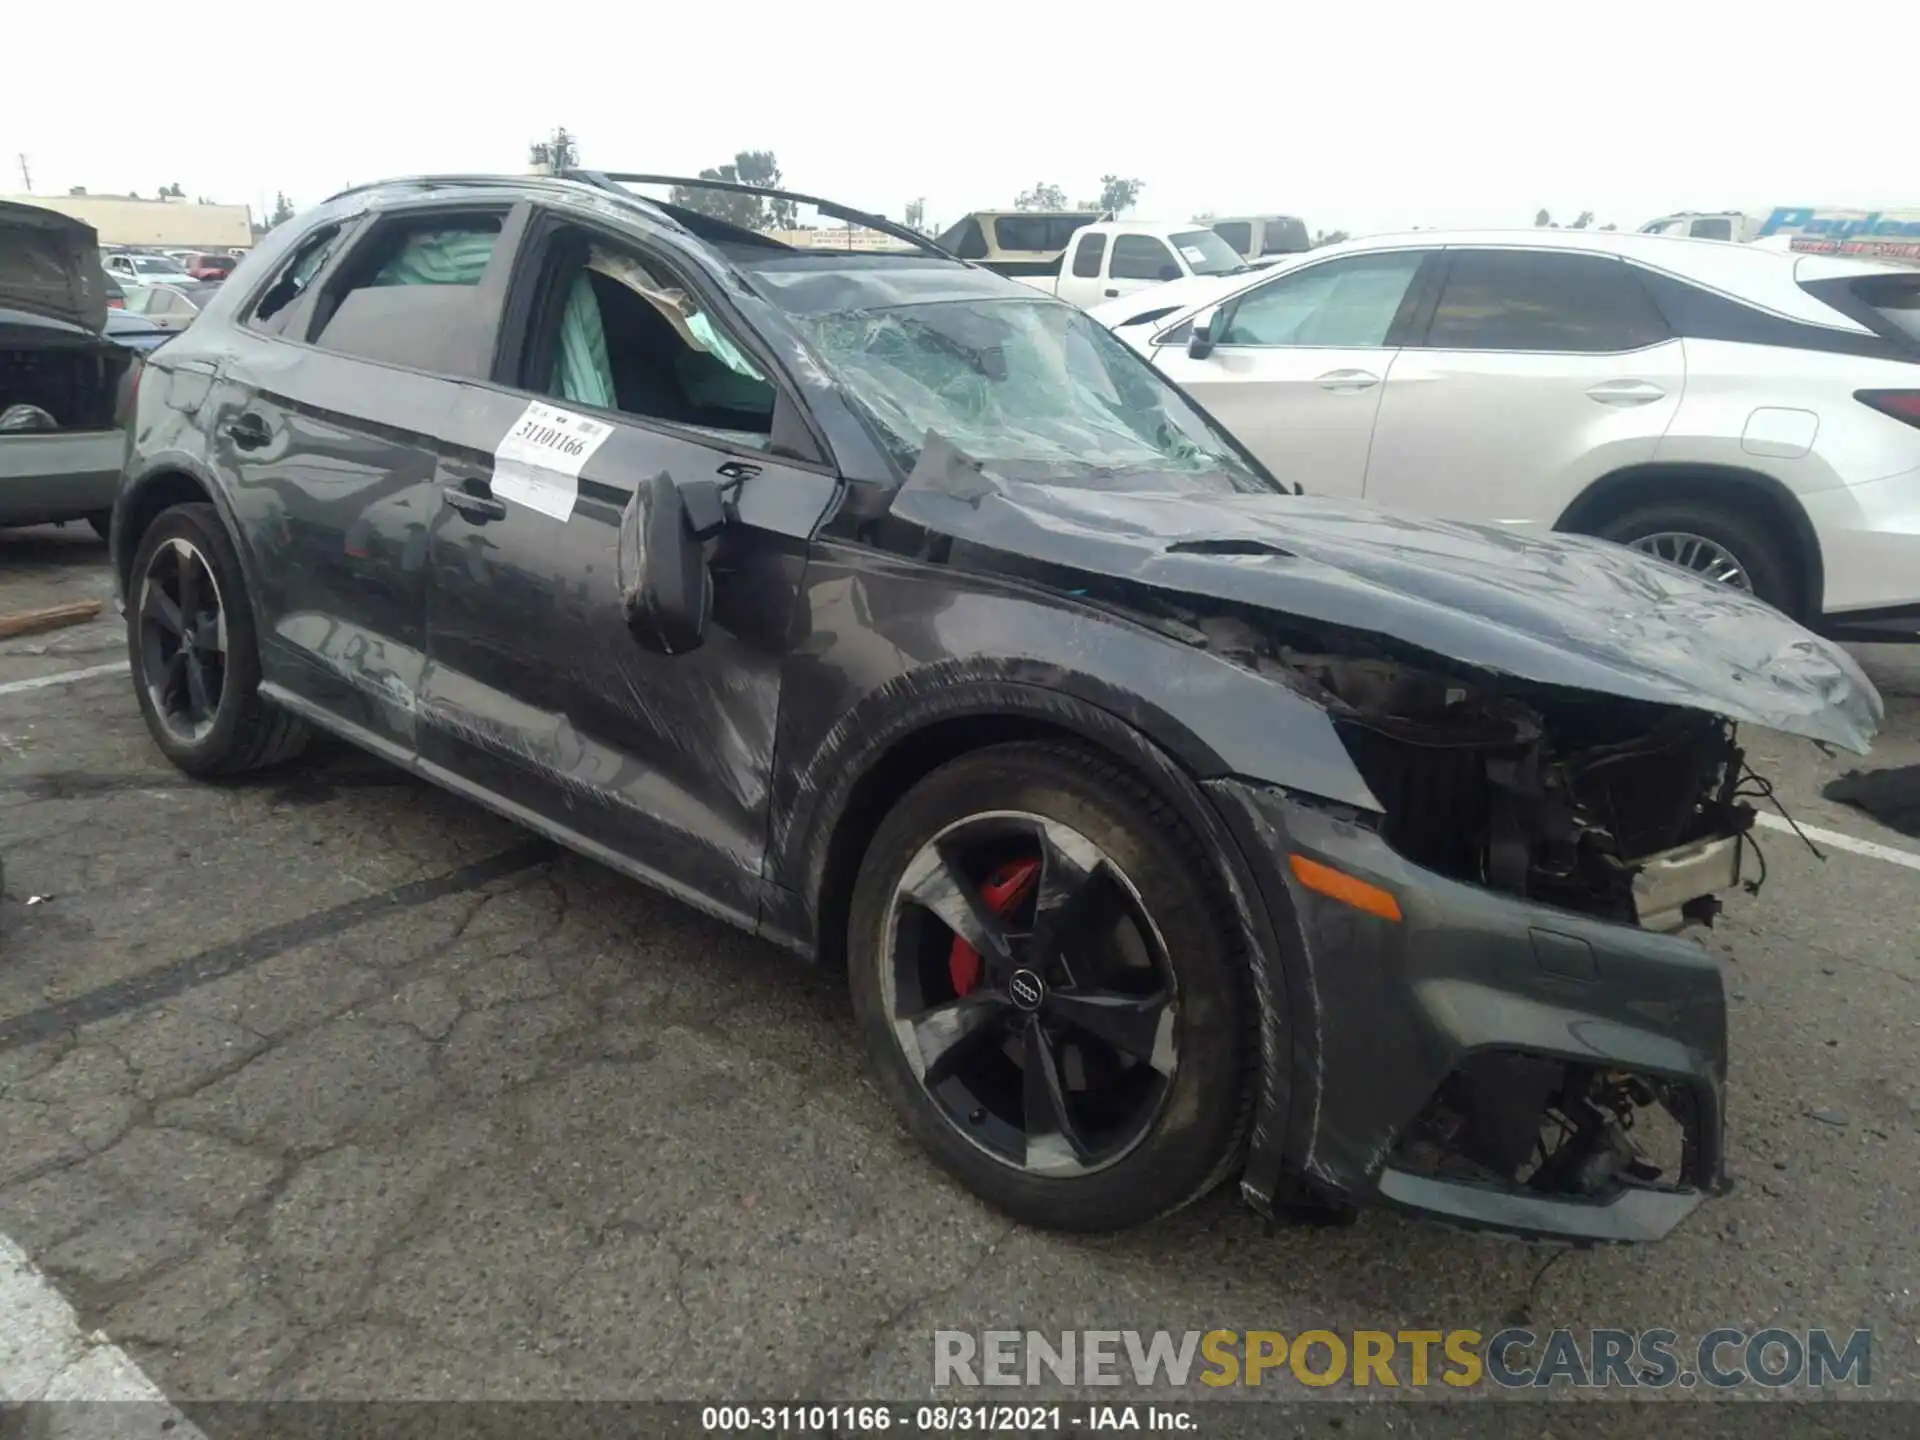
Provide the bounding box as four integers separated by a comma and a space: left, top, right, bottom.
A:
67, 185, 86, 196
669, 149, 795, 231
528, 127, 580, 176
1571, 210, 1595, 230
1534, 208, 1553, 227
1086, 175, 1143, 215
904, 197, 928, 233
159, 182, 185, 198
269, 191, 296, 227
1014, 181, 1067, 211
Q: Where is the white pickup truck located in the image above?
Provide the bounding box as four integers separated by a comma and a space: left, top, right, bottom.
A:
975, 220, 1251, 308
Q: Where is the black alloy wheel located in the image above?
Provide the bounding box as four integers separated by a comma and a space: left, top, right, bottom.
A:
849, 742, 1257, 1232
138, 534, 228, 745
126, 502, 309, 775
882, 809, 1179, 1178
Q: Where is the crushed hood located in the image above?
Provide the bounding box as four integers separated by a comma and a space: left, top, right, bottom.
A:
0, 201, 107, 333
891, 438, 1883, 752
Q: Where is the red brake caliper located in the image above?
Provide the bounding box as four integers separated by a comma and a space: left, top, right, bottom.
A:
949, 857, 1041, 997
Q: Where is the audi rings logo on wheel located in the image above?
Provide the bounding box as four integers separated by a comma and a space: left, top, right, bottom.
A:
1009, 970, 1045, 1010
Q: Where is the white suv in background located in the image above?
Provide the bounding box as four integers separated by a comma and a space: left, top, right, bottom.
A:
1093, 231, 1920, 629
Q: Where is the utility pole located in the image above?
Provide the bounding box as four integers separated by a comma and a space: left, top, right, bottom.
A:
16, 154, 30, 192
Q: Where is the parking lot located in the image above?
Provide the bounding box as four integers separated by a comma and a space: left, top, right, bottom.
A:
1, 521, 1916, 1413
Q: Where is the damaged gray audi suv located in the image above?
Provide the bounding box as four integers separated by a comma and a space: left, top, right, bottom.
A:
109, 172, 1882, 1243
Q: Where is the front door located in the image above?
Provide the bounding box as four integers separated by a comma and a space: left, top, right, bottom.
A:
1149, 248, 1434, 496
418, 209, 839, 923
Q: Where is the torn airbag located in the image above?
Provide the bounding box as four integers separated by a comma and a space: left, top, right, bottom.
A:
889, 440, 1882, 752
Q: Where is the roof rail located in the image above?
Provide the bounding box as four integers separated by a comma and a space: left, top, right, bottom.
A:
568, 171, 956, 260
321, 173, 594, 205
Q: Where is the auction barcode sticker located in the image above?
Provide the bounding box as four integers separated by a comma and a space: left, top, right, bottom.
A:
491, 400, 613, 521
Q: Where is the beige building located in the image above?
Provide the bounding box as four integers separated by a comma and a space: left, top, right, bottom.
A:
1, 194, 254, 249
764, 225, 917, 252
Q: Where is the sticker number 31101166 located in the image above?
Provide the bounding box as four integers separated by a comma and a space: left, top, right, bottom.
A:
490, 401, 614, 521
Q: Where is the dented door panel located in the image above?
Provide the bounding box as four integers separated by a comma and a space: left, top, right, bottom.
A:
419, 386, 836, 918
208, 344, 452, 753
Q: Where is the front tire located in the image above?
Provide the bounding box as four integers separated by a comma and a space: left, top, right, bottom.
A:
848, 741, 1257, 1232
126, 502, 309, 776
1593, 500, 1798, 616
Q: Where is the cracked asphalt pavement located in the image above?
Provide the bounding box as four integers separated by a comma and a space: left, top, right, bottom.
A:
1, 523, 1917, 1408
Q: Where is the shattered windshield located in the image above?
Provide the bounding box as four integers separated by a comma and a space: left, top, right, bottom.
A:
794, 298, 1275, 492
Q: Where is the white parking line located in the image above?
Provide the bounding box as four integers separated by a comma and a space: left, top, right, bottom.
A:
0, 1233, 203, 1427
1755, 810, 1920, 873
0, 662, 129, 698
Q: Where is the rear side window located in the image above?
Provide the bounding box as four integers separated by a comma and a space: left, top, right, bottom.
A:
939, 217, 987, 259
1848, 274, 1920, 350
994, 215, 1091, 253
309, 212, 506, 373
1070, 232, 1107, 278
249, 223, 346, 335
1262, 218, 1310, 255
1689, 217, 1734, 241
1109, 234, 1178, 282
1212, 221, 1253, 255
1424, 250, 1669, 352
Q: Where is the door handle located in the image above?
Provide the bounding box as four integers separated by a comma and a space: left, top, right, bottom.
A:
1315, 369, 1380, 392
441, 485, 507, 523
224, 413, 272, 449
1586, 379, 1667, 406
1104, 288, 1119, 298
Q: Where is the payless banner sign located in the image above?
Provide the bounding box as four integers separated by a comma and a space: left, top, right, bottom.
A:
1757, 208, 1920, 240
933, 1328, 1873, 1391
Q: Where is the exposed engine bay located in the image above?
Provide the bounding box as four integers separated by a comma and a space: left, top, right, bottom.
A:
1137, 605, 1762, 930
1289, 651, 1754, 928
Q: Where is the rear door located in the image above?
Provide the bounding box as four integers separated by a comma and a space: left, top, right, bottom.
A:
207, 200, 527, 759
1363, 247, 1683, 524
416, 206, 839, 923
1149, 248, 1434, 496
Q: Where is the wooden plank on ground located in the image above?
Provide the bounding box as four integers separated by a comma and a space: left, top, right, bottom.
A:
0, 600, 103, 640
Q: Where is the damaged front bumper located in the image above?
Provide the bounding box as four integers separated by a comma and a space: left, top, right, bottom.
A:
1208, 780, 1730, 1245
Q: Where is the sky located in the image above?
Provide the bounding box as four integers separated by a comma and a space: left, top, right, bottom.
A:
4, 0, 1913, 237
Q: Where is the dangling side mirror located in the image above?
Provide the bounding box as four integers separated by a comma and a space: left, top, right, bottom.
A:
618, 471, 720, 656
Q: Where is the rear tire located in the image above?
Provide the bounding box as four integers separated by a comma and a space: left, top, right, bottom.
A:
126, 502, 310, 776
1592, 500, 1798, 616
847, 741, 1258, 1232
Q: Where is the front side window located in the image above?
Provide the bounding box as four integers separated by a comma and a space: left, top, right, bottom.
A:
1069, 232, 1106, 278
1220, 250, 1426, 347
1211, 221, 1253, 256
1108, 235, 1179, 282
529, 232, 775, 446
1168, 229, 1245, 276
793, 298, 1272, 491
1424, 250, 1669, 352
